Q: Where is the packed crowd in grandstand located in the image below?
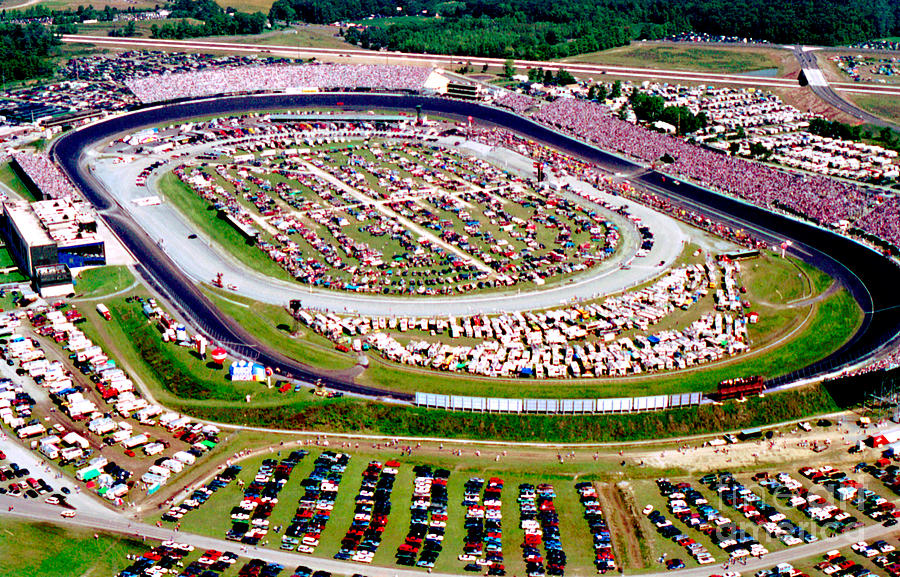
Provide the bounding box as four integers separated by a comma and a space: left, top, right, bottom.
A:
65, 51, 292, 84
492, 91, 539, 114
125, 63, 434, 104
11, 152, 76, 200
532, 98, 885, 237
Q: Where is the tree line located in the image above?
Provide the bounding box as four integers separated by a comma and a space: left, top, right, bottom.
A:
268, 0, 900, 59
150, 0, 267, 39
0, 22, 57, 83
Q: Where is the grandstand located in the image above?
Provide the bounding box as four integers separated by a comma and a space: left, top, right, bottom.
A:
125, 64, 447, 104
11, 152, 76, 200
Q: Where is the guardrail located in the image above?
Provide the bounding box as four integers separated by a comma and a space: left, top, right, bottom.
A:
414, 391, 703, 414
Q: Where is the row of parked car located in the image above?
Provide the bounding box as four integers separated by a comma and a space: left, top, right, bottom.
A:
114, 538, 354, 577
179, 547, 239, 575
0, 449, 73, 510
794, 466, 868, 533
116, 540, 195, 577
518, 483, 567, 577
658, 477, 771, 561
281, 451, 350, 553
396, 465, 450, 569
703, 472, 817, 547
227, 452, 307, 545
812, 543, 892, 577
650, 479, 714, 567
236, 558, 287, 577
162, 465, 242, 522
334, 460, 398, 564
459, 476, 505, 575
575, 482, 617, 574
853, 539, 900, 577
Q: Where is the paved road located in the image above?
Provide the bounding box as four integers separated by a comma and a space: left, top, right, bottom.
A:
0, 433, 111, 517
3, 491, 899, 577
794, 46, 899, 129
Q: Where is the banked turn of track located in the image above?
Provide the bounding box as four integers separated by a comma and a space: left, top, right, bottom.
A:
51, 93, 900, 401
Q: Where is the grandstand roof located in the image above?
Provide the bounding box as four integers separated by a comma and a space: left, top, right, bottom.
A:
5, 201, 53, 247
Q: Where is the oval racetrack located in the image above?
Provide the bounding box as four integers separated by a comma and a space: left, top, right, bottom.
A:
51, 93, 900, 400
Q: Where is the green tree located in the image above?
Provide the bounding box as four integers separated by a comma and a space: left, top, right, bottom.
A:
610, 80, 621, 98
503, 58, 515, 78
554, 68, 575, 85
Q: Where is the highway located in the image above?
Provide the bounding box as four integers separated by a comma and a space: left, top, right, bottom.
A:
793, 46, 899, 129
3, 490, 900, 577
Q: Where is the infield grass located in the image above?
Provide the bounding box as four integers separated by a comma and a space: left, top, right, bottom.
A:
74, 265, 134, 298
76, 289, 327, 407
158, 171, 295, 283
202, 286, 358, 371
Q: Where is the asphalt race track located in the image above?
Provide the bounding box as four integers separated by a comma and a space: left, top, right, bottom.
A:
51, 93, 900, 398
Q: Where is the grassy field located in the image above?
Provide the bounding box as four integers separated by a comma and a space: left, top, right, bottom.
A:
845, 92, 900, 125
76, 287, 333, 409
212, 0, 277, 11
0, 248, 15, 270
563, 44, 787, 74
146, 445, 668, 576
74, 265, 134, 298
0, 245, 26, 284
157, 171, 295, 283
203, 287, 358, 371
0, 520, 146, 577
213, 26, 355, 50
0, 162, 36, 202
69, 20, 354, 51
179, 382, 840, 442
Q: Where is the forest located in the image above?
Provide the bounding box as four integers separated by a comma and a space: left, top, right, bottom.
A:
270, 0, 900, 59
0, 22, 57, 83
151, 0, 268, 39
